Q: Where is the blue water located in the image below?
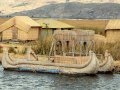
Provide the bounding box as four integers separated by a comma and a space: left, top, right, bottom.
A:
0, 65, 119, 90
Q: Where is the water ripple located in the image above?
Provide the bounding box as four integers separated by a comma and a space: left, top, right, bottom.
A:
0, 65, 119, 90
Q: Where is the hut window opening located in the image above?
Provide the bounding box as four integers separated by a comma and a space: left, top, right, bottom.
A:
56, 41, 62, 55
66, 41, 69, 52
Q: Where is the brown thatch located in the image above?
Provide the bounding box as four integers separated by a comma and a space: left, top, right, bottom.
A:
105, 20, 120, 43
0, 16, 41, 41
0, 18, 9, 25
36, 19, 74, 29
59, 19, 108, 30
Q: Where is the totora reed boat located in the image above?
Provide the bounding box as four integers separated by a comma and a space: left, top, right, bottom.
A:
1, 30, 100, 75
1, 30, 114, 74
2, 47, 99, 75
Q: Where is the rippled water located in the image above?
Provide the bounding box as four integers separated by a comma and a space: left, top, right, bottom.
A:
0, 65, 119, 90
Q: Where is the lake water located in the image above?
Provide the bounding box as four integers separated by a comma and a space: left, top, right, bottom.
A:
0, 65, 119, 90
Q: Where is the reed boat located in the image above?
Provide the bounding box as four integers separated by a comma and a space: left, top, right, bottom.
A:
1, 47, 99, 75
98, 50, 114, 72
1, 30, 114, 74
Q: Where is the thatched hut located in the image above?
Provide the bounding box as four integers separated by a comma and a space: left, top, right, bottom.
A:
36, 19, 74, 38
0, 16, 41, 41
105, 20, 120, 43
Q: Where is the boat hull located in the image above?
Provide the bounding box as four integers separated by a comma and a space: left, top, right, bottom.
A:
2, 59, 99, 75
2, 48, 99, 75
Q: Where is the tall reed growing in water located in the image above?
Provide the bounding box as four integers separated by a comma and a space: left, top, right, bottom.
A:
94, 42, 120, 60
32, 40, 120, 60
14, 36, 120, 60
26, 35, 53, 55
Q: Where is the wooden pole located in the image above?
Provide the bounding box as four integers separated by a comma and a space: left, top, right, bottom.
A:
72, 40, 75, 57
48, 41, 54, 60
54, 41, 56, 56
62, 41, 66, 56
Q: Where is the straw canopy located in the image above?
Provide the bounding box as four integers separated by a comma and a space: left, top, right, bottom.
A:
0, 16, 41, 32
36, 19, 74, 29
105, 19, 120, 30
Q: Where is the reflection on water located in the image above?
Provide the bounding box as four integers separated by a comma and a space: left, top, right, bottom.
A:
0, 65, 119, 90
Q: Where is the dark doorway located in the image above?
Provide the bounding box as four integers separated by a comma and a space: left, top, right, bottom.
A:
0, 32, 2, 42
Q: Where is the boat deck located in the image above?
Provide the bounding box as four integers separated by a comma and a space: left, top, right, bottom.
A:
7, 53, 90, 65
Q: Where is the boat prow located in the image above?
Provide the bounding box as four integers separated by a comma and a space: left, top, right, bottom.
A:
98, 50, 114, 73
2, 47, 99, 75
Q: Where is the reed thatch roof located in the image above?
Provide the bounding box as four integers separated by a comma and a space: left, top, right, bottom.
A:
36, 19, 74, 29
59, 19, 108, 30
0, 18, 9, 25
0, 16, 41, 32
105, 20, 120, 30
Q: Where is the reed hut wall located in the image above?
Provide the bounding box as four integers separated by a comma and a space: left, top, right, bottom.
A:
17, 29, 27, 40
105, 20, 120, 43
2, 27, 40, 41
2, 29, 12, 40
106, 30, 120, 43
39, 28, 53, 40
28, 28, 40, 40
